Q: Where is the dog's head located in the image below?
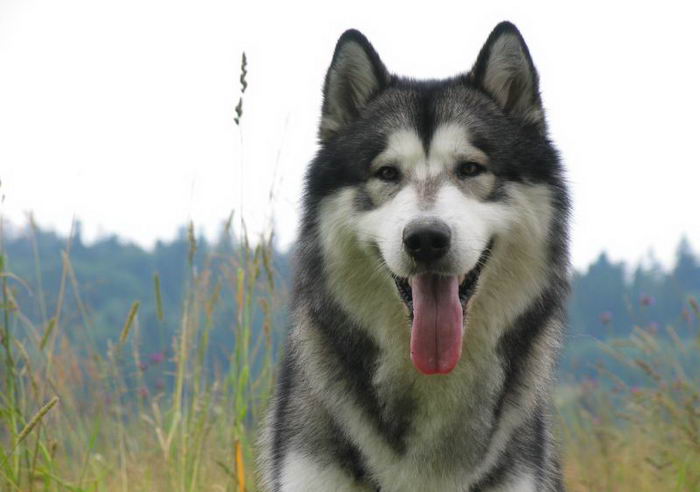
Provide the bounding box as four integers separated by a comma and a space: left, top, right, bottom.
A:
305, 23, 565, 375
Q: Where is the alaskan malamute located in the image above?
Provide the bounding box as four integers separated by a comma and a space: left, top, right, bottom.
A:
259, 21, 570, 492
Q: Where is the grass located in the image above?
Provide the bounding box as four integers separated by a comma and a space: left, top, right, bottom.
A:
0, 217, 279, 491
2, 52, 699, 491
2, 225, 699, 492
561, 299, 700, 491
0, 52, 275, 491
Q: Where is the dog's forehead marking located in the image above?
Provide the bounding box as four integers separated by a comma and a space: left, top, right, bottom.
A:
379, 129, 425, 167
380, 124, 486, 179
429, 124, 468, 162
428, 123, 488, 171
377, 124, 489, 207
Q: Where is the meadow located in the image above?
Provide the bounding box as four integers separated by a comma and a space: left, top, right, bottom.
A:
2, 59, 699, 492
0, 221, 279, 491
1, 219, 699, 492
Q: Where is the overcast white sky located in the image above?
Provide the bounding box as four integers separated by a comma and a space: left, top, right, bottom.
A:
1, 0, 699, 270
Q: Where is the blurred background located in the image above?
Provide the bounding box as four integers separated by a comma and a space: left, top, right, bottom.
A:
1, 1, 699, 491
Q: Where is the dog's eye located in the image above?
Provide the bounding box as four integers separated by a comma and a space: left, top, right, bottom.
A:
375, 166, 401, 182
456, 161, 486, 179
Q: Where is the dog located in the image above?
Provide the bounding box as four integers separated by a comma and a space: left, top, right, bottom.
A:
258, 21, 570, 492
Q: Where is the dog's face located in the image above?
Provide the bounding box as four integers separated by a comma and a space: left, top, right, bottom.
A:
307, 23, 561, 375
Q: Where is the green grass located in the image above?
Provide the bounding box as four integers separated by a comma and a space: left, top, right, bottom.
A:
0, 218, 278, 492
560, 301, 700, 491
2, 51, 699, 491
2, 218, 700, 491
0, 52, 273, 492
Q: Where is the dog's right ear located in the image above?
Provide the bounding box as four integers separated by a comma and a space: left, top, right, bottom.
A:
319, 30, 390, 142
469, 22, 544, 130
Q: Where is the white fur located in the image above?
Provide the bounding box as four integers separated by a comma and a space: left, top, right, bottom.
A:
360, 126, 512, 279
428, 123, 489, 177
458, 182, 560, 485
372, 129, 426, 174
308, 161, 557, 492
497, 474, 537, 492
298, 122, 559, 492
372, 124, 488, 181
281, 453, 370, 492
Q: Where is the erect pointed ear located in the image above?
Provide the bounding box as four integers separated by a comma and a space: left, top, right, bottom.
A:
319, 29, 390, 142
469, 22, 544, 129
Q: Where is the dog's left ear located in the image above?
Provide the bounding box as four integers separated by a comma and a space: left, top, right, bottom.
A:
470, 22, 544, 130
320, 29, 390, 142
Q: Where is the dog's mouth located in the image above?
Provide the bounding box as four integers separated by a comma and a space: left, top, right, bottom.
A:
392, 241, 493, 375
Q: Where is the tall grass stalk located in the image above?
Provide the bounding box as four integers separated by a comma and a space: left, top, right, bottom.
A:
0, 217, 280, 491
0, 51, 282, 492
562, 298, 700, 491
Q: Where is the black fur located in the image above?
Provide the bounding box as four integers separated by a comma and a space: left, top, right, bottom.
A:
296, 240, 416, 455
269, 347, 298, 492
261, 21, 570, 491
470, 21, 544, 129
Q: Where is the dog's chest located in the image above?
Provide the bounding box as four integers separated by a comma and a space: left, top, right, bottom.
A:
351, 352, 503, 489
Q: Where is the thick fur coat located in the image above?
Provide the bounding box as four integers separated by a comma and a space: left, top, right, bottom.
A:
258, 22, 570, 492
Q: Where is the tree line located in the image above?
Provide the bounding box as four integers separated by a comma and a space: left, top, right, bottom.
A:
3, 223, 698, 382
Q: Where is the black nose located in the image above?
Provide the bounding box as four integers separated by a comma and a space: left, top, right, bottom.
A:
403, 220, 451, 263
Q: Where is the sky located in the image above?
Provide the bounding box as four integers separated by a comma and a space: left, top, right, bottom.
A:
1, 0, 699, 270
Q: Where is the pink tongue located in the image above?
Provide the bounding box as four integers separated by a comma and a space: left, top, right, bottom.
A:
410, 274, 464, 375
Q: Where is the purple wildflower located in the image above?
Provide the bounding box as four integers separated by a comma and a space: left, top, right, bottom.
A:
581, 378, 598, 392
149, 352, 166, 364
640, 294, 655, 307
138, 387, 149, 399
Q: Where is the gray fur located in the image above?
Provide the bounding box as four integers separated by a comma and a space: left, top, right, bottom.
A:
258, 22, 569, 492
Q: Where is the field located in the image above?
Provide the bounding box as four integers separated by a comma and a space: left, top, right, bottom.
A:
1, 223, 699, 492
2, 56, 700, 491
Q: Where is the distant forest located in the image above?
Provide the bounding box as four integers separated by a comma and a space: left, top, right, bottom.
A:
2, 223, 699, 384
